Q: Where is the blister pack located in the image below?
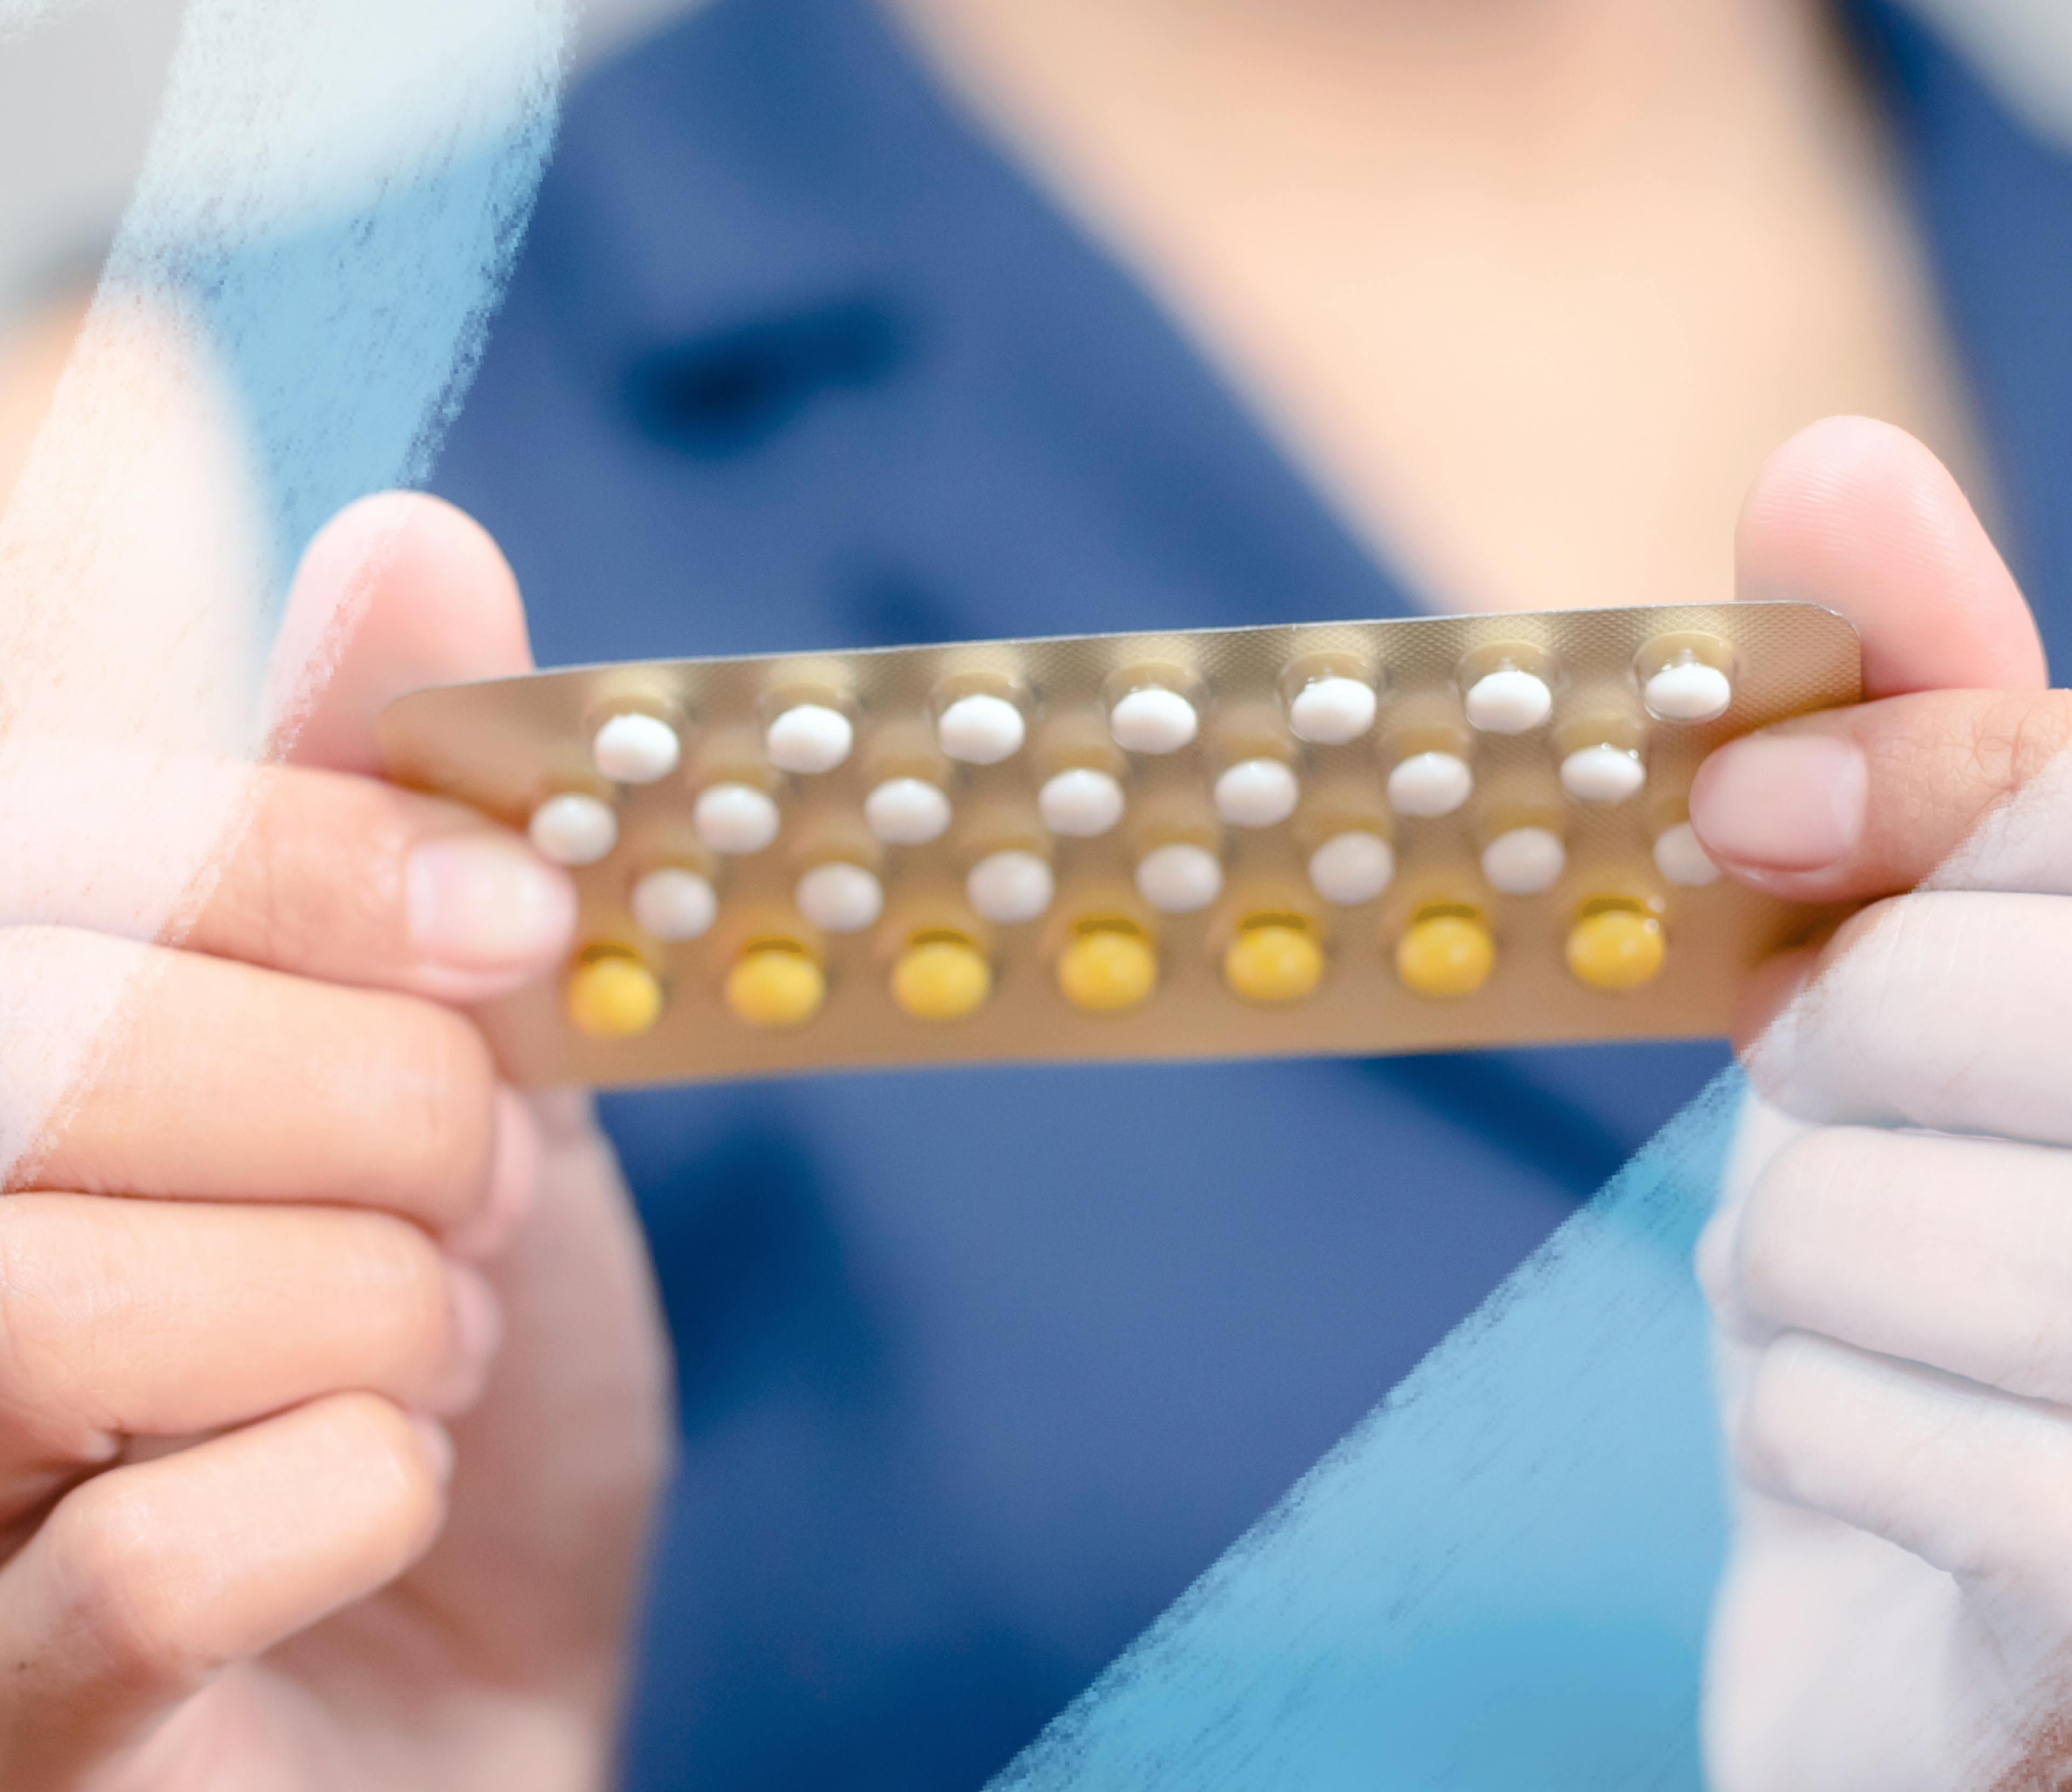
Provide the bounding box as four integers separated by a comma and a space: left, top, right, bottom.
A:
377, 602, 1861, 1089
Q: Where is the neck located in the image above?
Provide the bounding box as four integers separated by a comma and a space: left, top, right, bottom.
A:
885, 0, 1859, 188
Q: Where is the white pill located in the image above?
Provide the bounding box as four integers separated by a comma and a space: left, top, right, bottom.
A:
1308, 830, 1394, 906
1654, 821, 1721, 887
1109, 686, 1199, 755
631, 866, 718, 941
1212, 758, 1299, 828
1481, 826, 1567, 895
966, 849, 1054, 924
765, 702, 854, 774
1387, 750, 1474, 818
937, 693, 1026, 764
864, 776, 952, 845
591, 712, 681, 784
1559, 743, 1646, 804
1038, 767, 1125, 837
1644, 661, 1733, 723
693, 782, 781, 854
1135, 842, 1223, 913
528, 792, 617, 866
796, 861, 883, 933
1464, 667, 1553, 734
1288, 675, 1376, 745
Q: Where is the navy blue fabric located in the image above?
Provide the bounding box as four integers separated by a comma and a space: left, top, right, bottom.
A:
427, 2, 2072, 1784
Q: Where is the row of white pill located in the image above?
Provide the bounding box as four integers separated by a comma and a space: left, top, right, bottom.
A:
603, 817, 1717, 955
581, 654, 1733, 791
531, 738, 1644, 877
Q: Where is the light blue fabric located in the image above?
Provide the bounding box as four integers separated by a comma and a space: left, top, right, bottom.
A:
993, 1075, 1741, 1791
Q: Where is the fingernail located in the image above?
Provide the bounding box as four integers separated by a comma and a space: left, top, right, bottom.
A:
448, 1086, 540, 1259
406, 833, 576, 972
433, 1263, 505, 1411
1689, 734, 1866, 872
408, 1415, 456, 1484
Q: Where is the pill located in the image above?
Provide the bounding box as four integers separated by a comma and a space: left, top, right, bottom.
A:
1386, 750, 1473, 818
1224, 919, 1323, 1004
1038, 766, 1126, 837
1464, 668, 1553, 734
1566, 904, 1666, 990
725, 942, 825, 1028
1395, 910, 1495, 998
891, 935, 992, 1022
795, 861, 883, 933
1135, 842, 1223, 913
1644, 660, 1733, 723
591, 712, 680, 784
692, 782, 780, 854
1308, 830, 1394, 906
1653, 821, 1721, 888
864, 776, 952, 845
566, 950, 664, 1039
1058, 924, 1157, 1013
1481, 825, 1566, 895
1212, 757, 1299, 828
1109, 686, 1199, 755
529, 791, 618, 866
1287, 675, 1376, 745
937, 693, 1026, 764
967, 849, 1054, 924
765, 702, 854, 774
630, 866, 717, 941
1559, 743, 1645, 804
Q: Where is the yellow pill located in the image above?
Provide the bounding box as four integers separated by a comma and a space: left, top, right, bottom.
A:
1224, 920, 1323, 1005
725, 943, 826, 1028
1058, 925, 1157, 1013
1566, 905, 1666, 991
892, 936, 992, 1022
567, 950, 665, 1039
1395, 910, 1495, 999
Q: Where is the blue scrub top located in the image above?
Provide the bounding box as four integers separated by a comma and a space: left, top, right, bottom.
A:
428, 2, 2072, 1784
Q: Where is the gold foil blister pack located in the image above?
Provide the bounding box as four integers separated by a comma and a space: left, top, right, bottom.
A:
377, 602, 1862, 1089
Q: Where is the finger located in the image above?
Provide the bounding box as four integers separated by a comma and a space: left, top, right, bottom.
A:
0, 1393, 448, 1783
1688, 687, 2072, 902
181, 764, 572, 1003
1732, 1127, 2072, 1406
10, 927, 528, 1239
270, 490, 534, 776
1737, 891, 2072, 1144
0, 1195, 498, 1521
1735, 416, 2044, 700
1738, 1331, 2072, 1620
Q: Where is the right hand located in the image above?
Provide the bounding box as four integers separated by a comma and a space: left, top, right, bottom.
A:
1692, 420, 2072, 1790
0, 494, 671, 1791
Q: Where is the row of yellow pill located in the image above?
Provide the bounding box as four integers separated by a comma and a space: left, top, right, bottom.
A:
564, 898, 1665, 1039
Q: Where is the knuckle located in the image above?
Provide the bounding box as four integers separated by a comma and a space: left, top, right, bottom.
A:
231, 775, 411, 975
343, 1216, 456, 1371
380, 1003, 496, 1203
1734, 1129, 1859, 1321
321, 1393, 447, 1543
42, 1479, 212, 1695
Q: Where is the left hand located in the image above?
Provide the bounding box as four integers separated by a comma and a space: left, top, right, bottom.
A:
1690, 419, 2072, 1790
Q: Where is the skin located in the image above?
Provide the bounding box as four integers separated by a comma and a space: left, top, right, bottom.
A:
0, 4, 2064, 1784
0, 495, 670, 1790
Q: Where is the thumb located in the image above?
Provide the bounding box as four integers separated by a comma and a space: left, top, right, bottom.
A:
268, 491, 533, 775
1689, 419, 2064, 902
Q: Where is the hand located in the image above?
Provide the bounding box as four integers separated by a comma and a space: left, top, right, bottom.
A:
1690, 419, 2072, 1790
0, 495, 671, 1791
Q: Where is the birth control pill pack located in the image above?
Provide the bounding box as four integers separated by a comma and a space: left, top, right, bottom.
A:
378, 602, 1861, 1090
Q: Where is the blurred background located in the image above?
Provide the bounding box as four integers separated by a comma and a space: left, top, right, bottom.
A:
1, 0, 2069, 333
